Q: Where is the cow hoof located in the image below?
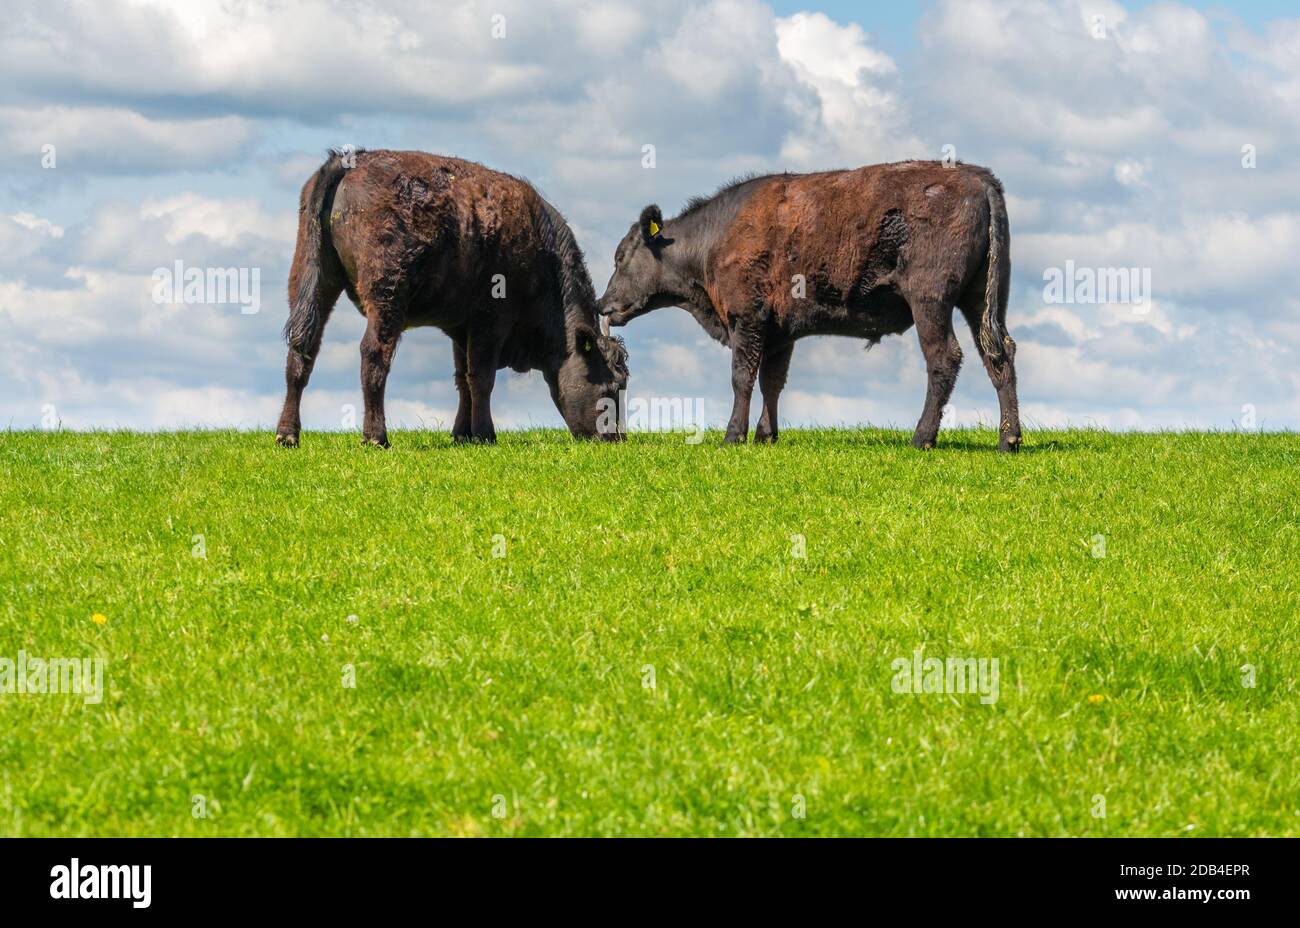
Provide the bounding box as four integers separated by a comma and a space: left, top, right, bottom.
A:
912, 437, 936, 450
999, 434, 1021, 453
363, 436, 390, 449
275, 432, 299, 448
754, 432, 777, 444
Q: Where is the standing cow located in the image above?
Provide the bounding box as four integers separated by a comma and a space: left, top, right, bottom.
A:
596, 161, 1021, 451
276, 149, 628, 447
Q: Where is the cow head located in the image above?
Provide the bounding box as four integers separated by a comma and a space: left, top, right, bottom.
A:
546, 321, 629, 440
597, 205, 691, 326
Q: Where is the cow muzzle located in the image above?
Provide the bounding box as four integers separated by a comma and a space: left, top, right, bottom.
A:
599, 302, 641, 328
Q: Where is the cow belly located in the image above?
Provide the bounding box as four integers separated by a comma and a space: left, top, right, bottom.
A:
790, 287, 914, 342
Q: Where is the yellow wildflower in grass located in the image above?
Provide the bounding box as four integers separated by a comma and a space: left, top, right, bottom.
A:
92, 613, 108, 625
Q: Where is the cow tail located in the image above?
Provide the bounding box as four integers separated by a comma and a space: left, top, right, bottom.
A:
978, 180, 1012, 364
283, 151, 350, 358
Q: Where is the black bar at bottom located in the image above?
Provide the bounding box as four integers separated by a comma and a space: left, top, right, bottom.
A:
0, 837, 1288, 915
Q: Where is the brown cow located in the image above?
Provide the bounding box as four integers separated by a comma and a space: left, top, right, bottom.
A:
597, 161, 1021, 451
276, 149, 628, 447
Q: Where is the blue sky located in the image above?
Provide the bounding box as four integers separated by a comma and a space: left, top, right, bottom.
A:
771, 0, 1297, 62
2, 0, 1299, 433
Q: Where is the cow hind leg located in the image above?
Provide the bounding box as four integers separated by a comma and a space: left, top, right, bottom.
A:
754, 340, 794, 444
958, 292, 1021, 452
359, 301, 403, 448
276, 282, 342, 446
910, 302, 963, 450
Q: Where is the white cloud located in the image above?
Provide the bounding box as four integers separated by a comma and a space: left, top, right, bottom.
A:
775, 12, 921, 167
0, 106, 257, 173
138, 194, 296, 249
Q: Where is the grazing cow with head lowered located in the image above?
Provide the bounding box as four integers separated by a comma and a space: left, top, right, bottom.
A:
276, 149, 628, 447
597, 161, 1021, 451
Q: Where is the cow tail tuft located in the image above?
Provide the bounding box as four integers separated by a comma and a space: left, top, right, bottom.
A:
284, 151, 351, 357
979, 181, 1011, 363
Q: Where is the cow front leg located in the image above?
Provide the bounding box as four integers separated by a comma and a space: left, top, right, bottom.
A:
466, 332, 500, 443
451, 337, 472, 442
724, 320, 765, 444
359, 307, 402, 448
754, 341, 793, 444
911, 305, 962, 450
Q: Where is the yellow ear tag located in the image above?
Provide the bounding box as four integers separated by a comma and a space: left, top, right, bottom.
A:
584, 339, 593, 352
649, 220, 661, 237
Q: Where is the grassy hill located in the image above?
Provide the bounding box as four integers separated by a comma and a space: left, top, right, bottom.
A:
1, 428, 1296, 836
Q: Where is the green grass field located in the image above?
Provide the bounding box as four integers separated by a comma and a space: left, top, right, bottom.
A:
1, 428, 1297, 836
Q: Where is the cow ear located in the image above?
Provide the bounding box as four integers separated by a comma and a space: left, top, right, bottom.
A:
573, 323, 598, 355
639, 204, 664, 247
